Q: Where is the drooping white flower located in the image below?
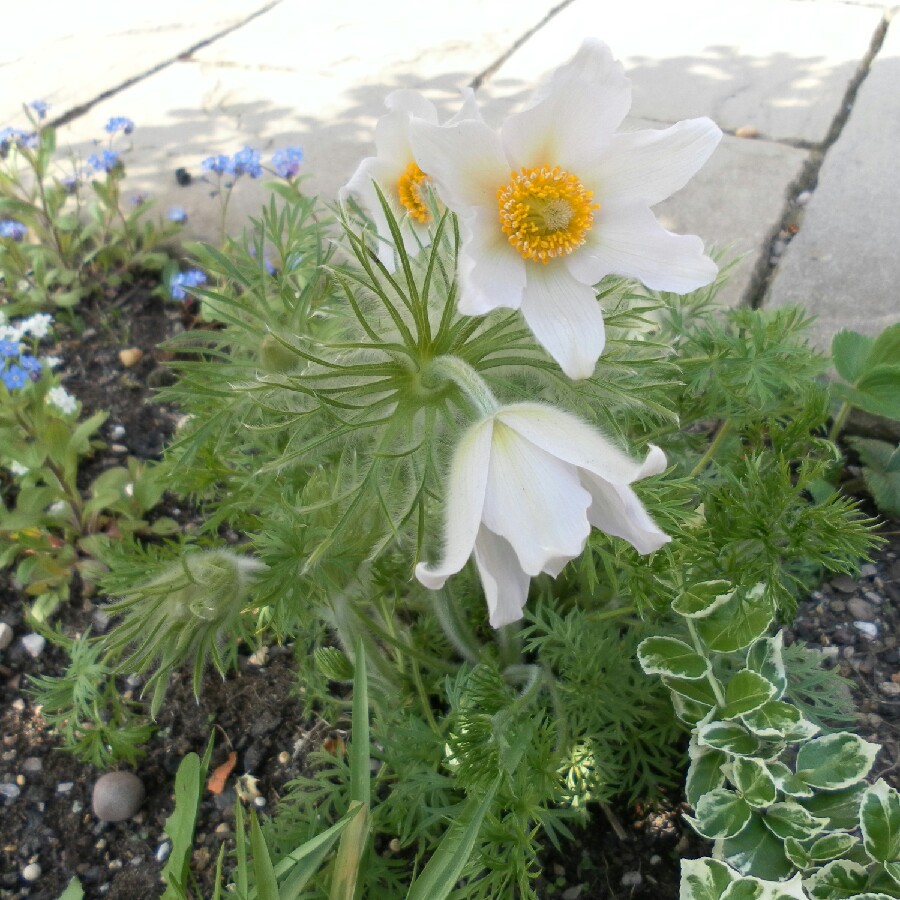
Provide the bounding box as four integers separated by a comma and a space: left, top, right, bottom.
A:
340, 89, 480, 270
415, 402, 669, 627
409, 39, 721, 380
46, 385, 78, 415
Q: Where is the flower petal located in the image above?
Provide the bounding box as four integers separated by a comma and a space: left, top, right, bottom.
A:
457, 210, 526, 315
502, 41, 631, 173
481, 421, 591, 576
415, 417, 494, 589
581, 471, 671, 555
517, 263, 605, 380
590, 117, 722, 207
409, 118, 508, 213
384, 89, 439, 124
499, 403, 668, 485
569, 201, 717, 293
447, 87, 483, 125
472, 527, 531, 628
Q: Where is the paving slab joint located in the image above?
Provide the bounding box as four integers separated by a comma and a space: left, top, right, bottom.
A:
746, 12, 891, 312
43, 1, 284, 132
469, 0, 577, 89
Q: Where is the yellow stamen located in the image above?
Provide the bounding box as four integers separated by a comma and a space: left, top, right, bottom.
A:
396, 161, 431, 224
497, 165, 599, 264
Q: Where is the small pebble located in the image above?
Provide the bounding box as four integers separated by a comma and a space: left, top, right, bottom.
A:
649, 854, 661, 865
247, 646, 269, 667
21, 633, 46, 658
562, 887, 583, 900
92, 772, 145, 822
156, 841, 172, 863
832, 574, 857, 594
109, 424, 126, 440
57, 781, 74, 794
848, 598, 876, 621
880, 682, 900, 697
21, 863, 41, 883
91, 610, 111, 633
864, 590, 882, 604
735, 125, 759, 139
0, 622, 13, 651
861, 563, 878, 578
829, 600, 846, 614
621, 871, 643, 887
277, 751, 290, 765
0, 783, 21, 800
22, 757, 42, 773
854, 621, 878, 639
118, 348, 143, 368
110, 443, 128, 454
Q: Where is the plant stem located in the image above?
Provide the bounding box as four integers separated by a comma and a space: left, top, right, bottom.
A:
690, 419, 733, 478
426, 355, 499, 418
685, 618, 727, 707
827, 400, 852, 443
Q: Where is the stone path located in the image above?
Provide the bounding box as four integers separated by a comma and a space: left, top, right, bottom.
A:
2, 0, 897, 347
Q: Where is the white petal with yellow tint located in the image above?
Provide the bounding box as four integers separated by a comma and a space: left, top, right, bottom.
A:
473, 527, 532, 628
457, 209, 527, 314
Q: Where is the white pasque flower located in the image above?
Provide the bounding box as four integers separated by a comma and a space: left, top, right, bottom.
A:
409, 39, 722, 380
415, 402, 669, 628
340, 89, 480, 270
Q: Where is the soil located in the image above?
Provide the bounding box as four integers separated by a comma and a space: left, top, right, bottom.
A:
0, 284, 898, 899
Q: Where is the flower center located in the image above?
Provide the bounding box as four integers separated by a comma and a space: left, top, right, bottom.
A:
396, 161, 431, 224
497, 165, 599, 264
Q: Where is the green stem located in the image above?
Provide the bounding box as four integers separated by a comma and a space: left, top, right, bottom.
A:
496, 621, 523, 670
425, 355, 499, 418
409, 658, 441, 737
431, 585, 483, 664
685, 618, 727, 707
827, 400, 852, 444
690, 419, 733, 478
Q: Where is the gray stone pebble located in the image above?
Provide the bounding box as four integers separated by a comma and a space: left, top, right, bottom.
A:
854, 621, 879, 638
21, 863, 41, 882
0, 783, 21, 800
22, 757, 42, 773
847, 598, 876, 621
155, 841, 172, 863
0, 622, 13, 651
92, 772, 145, 822
21, 633, 46, 657
621, 871, 643, 887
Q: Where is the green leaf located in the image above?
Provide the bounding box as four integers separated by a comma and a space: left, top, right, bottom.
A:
767, 761, 814, 799
679, 858, 738, 900
860, 779, 900, 865
797, 783, 868, 832
721, 813, 793, 880
405, 777, 500, 900
721, 670, 778, 719
832, 329, 874, 383
832, 367, 900, 419
637, 635, 709, 679
783, 837, 812, 870
796, 733, 879, 790
673, 581, 735, 619
686, 743, 727, 808
249, 809, 278, 899
850, 437, 900, 517
806, 832, 860, 865
161, 753, 202, 895
762, 802, 828, 841
742, 701, 818, 741
720, 880, 765, 900
886, 861, 900, 888
273, 808, 362, 900
698, 720, 760, 757
697, 585, 774, 653
868, 323, 900, 370
732, 758, 777, 808
58, 876, 84, 900
691, 789, 753, 839
805, 860, 868, 899
745, 633, 788, 699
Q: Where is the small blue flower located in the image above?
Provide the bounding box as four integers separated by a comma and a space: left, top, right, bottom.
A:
0, 339, 20, 358
18, 355, 42, 374
87, 149, 120, 174
201, 154, 235, 177
272, 146, 303, 179
29, 100, 50, 120
1, 364, 27, 390
61, 175, 78, 194
167, 207, 188, 224
0, 220, 27, 241
169, 268, 207, 300
105, 116, 134, 135
0, 127, 37, 153
232, 146, 262, 179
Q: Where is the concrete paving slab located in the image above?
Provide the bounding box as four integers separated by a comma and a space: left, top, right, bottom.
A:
0, 0, 274, 127
765, 16, 900, 349
484, 0, 884, 144
52, 52, 806, 312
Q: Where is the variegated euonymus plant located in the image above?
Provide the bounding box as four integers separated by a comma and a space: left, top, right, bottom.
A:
638, 581, 899, 899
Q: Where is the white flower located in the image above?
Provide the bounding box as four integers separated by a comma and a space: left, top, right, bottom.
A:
8, 461, 28, 476
42, 356, 63, 369
409, 39, 721, 380
46, 385, 78, 415
341, 89, 480, 270
0, 323, 23, 342
415, 402, 670, 627
20, 313, 53, 339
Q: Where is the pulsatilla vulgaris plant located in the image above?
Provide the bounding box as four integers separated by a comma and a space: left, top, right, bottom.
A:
98, 39, 878, 897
